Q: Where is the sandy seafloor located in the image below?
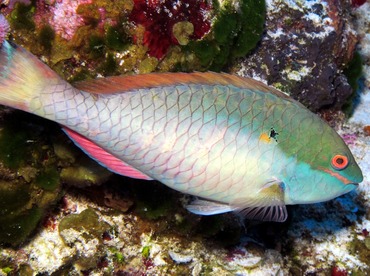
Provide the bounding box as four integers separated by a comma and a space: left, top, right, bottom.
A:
1, 2, 370, 276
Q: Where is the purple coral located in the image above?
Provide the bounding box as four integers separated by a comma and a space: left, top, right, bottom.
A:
341, 133, 357, 146
0, 14, 10, 44
48, 0, 92, 40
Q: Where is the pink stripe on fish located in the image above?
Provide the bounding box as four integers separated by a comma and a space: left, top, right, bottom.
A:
63, 127, 153, 180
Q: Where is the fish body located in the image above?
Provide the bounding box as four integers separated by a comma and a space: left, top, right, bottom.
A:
0, 41, 363, 221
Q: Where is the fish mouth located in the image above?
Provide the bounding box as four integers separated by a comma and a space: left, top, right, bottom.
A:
344, 183, 359, 192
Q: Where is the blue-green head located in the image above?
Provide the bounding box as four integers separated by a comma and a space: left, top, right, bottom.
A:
279, 112, 363, 205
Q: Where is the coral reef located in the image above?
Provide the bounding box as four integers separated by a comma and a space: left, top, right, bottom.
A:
236, 0, 359, 111
0, 110, 113, 247
129, 0, 211, 59
0, 0, 266, 78
0, 111, 63, 246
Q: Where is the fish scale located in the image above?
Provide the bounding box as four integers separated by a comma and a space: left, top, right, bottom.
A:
0, 41, 362, 221
33, 83, 288, 203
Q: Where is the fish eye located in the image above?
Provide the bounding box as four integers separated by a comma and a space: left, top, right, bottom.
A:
331, 154, 349, 170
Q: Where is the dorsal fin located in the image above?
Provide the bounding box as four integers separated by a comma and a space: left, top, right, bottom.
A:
73, 72, 293, 101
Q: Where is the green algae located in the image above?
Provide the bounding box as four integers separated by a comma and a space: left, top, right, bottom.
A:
58, 208, 113, 270
173, 21, 194, 46
34, 168, 60, 191
1, 267, 13, 274
132, 182, 174, 220
9, 2, 35, 31
0, 113, 64, 246
59, 208, 110, 244
0, 173, 61, 246
52, 137, 77, 163
134, 199, 172, 220
344, 52, 363, 91
99, 53, 117, 75
213, 10, 237, 45
59, 208, 103, 232
0, 206, 42, 246
137, 57, 159, 74
189, 40, 218, 68
185, 0, 266, 71
232, 0, 265, 58
48, 37, 74, 66
78, 0, 133, 21
38, 25, 55, 52
111, 250, 125, 263
0, 182, 30, 216
60, 159, 111, 187
0, 123, 31, 170
69, 69, 93, 83
141, 245, 151, 259
0, 176, 60, 246
343, 52, 363, 115
89, 34, 106, 59
55, 134, 112, 187
106, 26, 129, 51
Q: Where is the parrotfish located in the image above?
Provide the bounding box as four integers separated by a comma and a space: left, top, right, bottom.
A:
0, 41, 363, 222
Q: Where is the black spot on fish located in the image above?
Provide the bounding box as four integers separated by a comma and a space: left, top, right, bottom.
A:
269, 127, 279, 142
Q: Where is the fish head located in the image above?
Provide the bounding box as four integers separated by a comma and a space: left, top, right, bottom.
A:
283, 126, 363, 205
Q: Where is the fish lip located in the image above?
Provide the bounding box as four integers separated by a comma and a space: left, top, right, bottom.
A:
346, 182, 359, 188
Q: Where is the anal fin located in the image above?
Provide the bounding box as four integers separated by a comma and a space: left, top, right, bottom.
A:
63, 127, 152, 180
186, 198, 235, 215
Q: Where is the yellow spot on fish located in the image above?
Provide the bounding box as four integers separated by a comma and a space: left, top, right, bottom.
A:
259, 128, 279, 143
259, 133, 271, 143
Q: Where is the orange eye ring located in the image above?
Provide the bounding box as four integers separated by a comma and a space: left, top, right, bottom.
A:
331, 154, 349, 170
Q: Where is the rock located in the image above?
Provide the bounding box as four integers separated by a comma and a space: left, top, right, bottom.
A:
168, 250, 193, 264
236, 0, 358, 111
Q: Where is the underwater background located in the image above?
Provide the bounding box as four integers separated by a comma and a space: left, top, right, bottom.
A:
0, 0, 369, 275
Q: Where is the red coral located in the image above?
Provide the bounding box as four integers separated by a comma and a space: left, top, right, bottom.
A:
332, 266, 348, 276
129, 0, 211, 59
351, 0, 367, 8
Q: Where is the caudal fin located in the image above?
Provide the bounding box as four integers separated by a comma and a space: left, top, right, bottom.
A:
0, 41, 62, 111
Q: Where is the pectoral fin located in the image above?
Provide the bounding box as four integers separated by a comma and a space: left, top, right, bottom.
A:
186, 180, 288, 222
232, 180, 288, 222
236, 205, 288, 222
